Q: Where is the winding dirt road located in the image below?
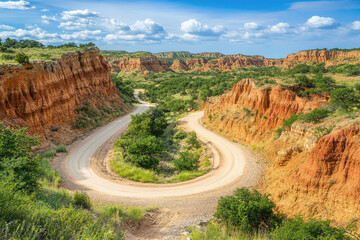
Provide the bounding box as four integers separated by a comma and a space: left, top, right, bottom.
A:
57, 100, 261, 239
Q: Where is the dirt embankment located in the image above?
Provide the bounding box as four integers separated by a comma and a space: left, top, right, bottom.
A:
202, 78, 360, 225
0, 50, 128, 148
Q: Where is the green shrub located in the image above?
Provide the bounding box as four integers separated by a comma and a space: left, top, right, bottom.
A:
289, 64, 310, 74
314, 126, 334, 141
55, 144, 67, 153
296, 75, 315, 88
0, 123, 39, 159
1, 155, 43, 193
282, 114, 301, 128
0, 54, 14, 60
215, 188, 282, 233
43, 149, 57, 158
174, 151, 200, 171
186, 131, 201, 149
73, 191, 92, 210
271, 217, 348, 240
302, 108, 330, 123
355, 83, 360, 91
174, 130, 187, 140
14, 52, 30, 64
330, 88, 360, 111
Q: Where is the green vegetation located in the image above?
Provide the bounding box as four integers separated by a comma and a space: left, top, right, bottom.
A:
111, 74, 135, 103
215, 188, 282, 233
188, 187, 357, 240
100, 50, 152, 58
0, 38, 97, 65
110, 107, 211, 183
14, 52, 30, 64
0, 123, 157, 239
74, 191, 92, 210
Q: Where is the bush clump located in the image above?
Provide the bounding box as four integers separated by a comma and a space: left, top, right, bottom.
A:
55, 144, 67, 153
302, 108, 330, 123
14, 52, 30, 64
215, 188, 282, 233
73, 191, 92, 210
271, 217, 348, 240
174, 151, 200, 171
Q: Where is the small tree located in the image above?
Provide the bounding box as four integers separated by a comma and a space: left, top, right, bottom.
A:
15, 52, 30, 64
330, 88, 360, 111
174, 151, 199, 171
215, 188, 282, 233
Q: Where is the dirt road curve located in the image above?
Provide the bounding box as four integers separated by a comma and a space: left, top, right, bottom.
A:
59, 101, 261, 239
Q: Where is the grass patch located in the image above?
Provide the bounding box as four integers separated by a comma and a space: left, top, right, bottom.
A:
55, 144, 67, 153
43, 149, 57, 158
110, 154, 160, 183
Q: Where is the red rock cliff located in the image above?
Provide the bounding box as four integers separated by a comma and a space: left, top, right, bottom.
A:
203, 79, 322, 143
283, 49, 360, 67
203, 79, 360, 224
106, 55, 169, 73
0, 50, 124, 144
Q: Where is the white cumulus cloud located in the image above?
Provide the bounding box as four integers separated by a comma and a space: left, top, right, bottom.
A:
180, 19, 224, 37
104, 19, 166, 42
0, 0, 34, 10
306, 16, 337, 28
0, 27, 57, 39
42, 15, 57, 24
61, 9, 99, 21
270, 22, 290, 33
351, 21, 360, 30
103, 18, 130, 32
0, 24, 15, 30
60, 30, 102, 40
244, 22, 260, 30
59, 19, 94, 30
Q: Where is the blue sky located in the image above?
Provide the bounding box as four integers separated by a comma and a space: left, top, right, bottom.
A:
0, 0, 360, 58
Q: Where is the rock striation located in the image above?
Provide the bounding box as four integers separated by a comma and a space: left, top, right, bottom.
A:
203, 79, 322, 143
0, 50, 124, 145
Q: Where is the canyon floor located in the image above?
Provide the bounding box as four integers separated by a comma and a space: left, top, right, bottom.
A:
52, 101, 262, 239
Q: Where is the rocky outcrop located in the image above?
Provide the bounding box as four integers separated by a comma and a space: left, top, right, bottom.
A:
283, 49, 360, 67
169, 60, 189, 71
106, 56, 169, 73
0, 50, 125, 146
154, 51, 224, 59
202, 79, 360, 224
203, 79, 322, 143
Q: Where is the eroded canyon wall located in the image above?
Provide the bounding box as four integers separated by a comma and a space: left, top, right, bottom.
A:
202, 79, 360, 225
0, 50, 125, 146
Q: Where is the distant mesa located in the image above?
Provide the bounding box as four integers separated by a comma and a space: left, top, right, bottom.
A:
102, 49, 360, 74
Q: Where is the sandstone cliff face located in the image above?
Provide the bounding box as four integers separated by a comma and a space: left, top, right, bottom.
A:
169, 60, 189, 71
0, 50, 124, 146
283, 49, 360, 67
203, 79, 360, 224
105, 49, 360, 73
106, 56, 169, 73
203, 79, 322, 143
